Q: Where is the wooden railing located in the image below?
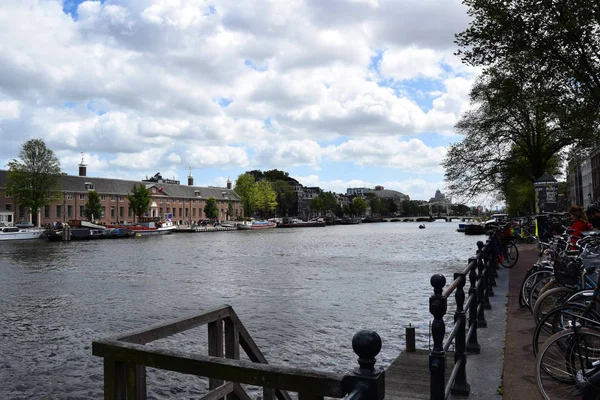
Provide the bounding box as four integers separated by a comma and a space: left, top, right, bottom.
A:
428, 237, 496, 400
93, 305, 385, 400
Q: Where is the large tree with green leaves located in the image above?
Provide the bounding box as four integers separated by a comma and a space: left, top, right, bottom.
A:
310, 196, 324, 217
127, 184, 151, 222
83, 190, 103, 222
204, 197, 219, 220
234, 173, 257, 218
443, 66, 568, 201
6, 139, 63, 225
456, 0, 600, 110
226, 200, 234, 220
255, 180, 277, 217
352, 197, 368, 217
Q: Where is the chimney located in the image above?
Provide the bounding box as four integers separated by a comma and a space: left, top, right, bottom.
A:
227, 177, 232, 190
188, 167, 193, 186
78, 153, 87, 177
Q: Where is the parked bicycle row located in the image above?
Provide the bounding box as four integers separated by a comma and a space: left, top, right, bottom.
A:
517, 228, 600, 399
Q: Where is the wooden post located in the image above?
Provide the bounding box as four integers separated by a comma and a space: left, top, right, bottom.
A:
126, 363, 146, 400
450, 273, 470, 396
429, 274, 446, 400
224, 317, 240, 400
104, 358, 126, 400
208, 319, 224, 390
467, 258, 481, 354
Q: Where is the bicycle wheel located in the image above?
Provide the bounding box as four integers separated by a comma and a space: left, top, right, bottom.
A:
501, 242, 519, 268
529, 277, 556, 313
532, 303, 590, 356
532, 287, 576, 325
521, 269, 554, 309
536, 327, 600, 399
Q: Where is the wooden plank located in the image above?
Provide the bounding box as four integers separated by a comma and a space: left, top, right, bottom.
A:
263, 388, 275, 400
227, 309, 268, 364
232, 383, 253, 400
116, 305, 231, 344
298, 393, 324, 400
224, 318, 239, 360
93, 339, 346, 397
208, 319, 224, 390
200, 382, 234, 400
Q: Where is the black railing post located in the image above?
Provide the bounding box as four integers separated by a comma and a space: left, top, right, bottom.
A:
451, 273, 470, 396
479, 242, 492, 309
466, 258, 481, 354
476, 255, 488, 328
342, 330, 385, 400
485, 239, 498, 287
429, 274, 446, 400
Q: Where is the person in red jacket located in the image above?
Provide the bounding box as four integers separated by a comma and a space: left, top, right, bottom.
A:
569, 205, 592, 243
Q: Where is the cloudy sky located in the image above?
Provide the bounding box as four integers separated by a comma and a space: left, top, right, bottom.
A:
0, 0, 480, 201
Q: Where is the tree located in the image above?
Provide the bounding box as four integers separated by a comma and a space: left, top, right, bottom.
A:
255, 180, 277, 217
127, 184, 151, 222
320, 192, 338, 216
6, 139, 63, 225
234, 173, 257, 218
271, 180, 297, 216
310, 196, 324, 217
352, 197, 368, 217
386, 199, 398, 216
443, 67, 567, 201
369, 196, 383, 217
84, 190, 103, 222
226, 200, 234, 221
204, 197, 219, 220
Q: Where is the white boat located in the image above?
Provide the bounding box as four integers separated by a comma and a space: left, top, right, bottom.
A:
135, 220, 176, 236
0, 226, 45, 241
237, 220, 277, 230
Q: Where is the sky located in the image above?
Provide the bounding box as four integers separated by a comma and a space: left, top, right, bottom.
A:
0, 0, 482, 202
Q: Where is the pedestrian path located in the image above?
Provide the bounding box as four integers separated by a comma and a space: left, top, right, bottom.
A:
502, 249, 542, 399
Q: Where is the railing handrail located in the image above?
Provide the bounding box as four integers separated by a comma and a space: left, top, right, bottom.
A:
93, 304, 385, 400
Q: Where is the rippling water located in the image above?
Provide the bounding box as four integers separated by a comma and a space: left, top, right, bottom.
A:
0, 221, 482, 399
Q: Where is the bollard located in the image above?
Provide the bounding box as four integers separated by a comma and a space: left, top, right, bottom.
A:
405, 323, 415, 352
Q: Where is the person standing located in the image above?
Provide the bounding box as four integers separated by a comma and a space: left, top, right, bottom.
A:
569, 205, 592, 241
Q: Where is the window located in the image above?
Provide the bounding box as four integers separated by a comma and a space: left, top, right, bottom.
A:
128, 208, 132, 217
159, 198, 163, 203
5, 193, 10, 198
79, 205, 84, 218
102, 206, 106, 218
56, 205, 62, 219
185, 208, 189, 218
5, 204, 11, 211
166, 207, 170, 214
44, 205, 50, 218
100, 195, 106, 201
85, 182, 94, 190
119, 196, 124, 201
159, 207, 163, 216
119, 207, 124, 218
67, 205, 73, 218
67, 193, 73, 200
110, 206, 115, 218
192, 208, 196, 217
79, 194, 85, 200
179, 208, 182, 217
110, 195, 116, 202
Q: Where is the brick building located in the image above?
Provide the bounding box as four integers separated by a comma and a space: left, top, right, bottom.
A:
0, 162, 243, 227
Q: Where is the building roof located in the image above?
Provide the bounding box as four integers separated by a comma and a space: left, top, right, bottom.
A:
365, 188, 409, 200
0, 170, 241, 201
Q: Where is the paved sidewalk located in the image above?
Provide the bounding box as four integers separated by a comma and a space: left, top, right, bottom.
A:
502, 249, 542, 399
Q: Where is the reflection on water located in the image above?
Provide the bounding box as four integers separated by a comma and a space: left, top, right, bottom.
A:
0, 222, 481, 398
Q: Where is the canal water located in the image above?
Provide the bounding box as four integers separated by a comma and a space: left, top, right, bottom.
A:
0, 221, 482, 399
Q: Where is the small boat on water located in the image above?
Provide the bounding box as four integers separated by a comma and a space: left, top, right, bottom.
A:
419, 224, 426, 229
277, 217, 326, 228
237, 220, 277, 230
0, 225, 45, 241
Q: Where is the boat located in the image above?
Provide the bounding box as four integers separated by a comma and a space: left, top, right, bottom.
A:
106, 217, 176, 236
464, 222, 486, 235
339, 218, 361, 225
419, 224, 426, 229
237, 220, 277, 230
277, 217, 326, 228
457, 223, 467, 232
0, 225, 45, 241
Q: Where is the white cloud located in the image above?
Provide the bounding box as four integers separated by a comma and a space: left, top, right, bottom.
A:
0, 0, 480, 198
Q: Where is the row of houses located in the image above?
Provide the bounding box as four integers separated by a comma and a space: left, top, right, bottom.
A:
567, 146, 600, 209
0, 160, 243, 227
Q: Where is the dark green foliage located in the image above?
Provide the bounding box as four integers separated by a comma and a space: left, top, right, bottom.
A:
127, 184, 151, 222
226, 200, 234, 220
204, 197, 219, 220
84, 190, 103, 222
6, 139, 63, 225
234, 173, 257, 218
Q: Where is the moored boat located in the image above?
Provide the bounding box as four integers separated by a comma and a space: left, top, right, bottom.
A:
0, 226, 45, 241
277, 217, 326, 228
419, 224, 426, 229
237, 220, 277, 230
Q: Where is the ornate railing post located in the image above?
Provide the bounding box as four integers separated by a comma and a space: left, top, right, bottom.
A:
485, 239, 498, 287
478, 242, 492, 309
451, 273, 470, 396
476, 254, 488, 328
466, 258, 481, 354
342, 330, 385, 400
429, 274, 446, 400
